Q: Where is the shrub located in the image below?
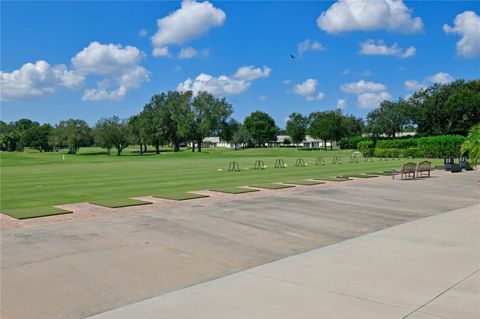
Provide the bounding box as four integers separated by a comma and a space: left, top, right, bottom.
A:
376, 139, 417, 149
417, 135, 465, 158
374, 148, 401, 158
461, 124, 480, 166
338, 136, 370, 149
402, 147, 422, 158
357, 140, 374, 157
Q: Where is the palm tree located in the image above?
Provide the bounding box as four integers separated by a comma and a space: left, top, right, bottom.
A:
461, 124, 480, 167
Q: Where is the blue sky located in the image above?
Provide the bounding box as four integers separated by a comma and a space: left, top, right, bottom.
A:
1, 0, 479, 127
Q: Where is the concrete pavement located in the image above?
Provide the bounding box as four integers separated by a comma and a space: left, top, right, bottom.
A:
1, 171, 479, 319
87, 204, 480, 319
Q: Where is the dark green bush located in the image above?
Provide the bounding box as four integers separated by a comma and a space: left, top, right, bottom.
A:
376, 139, 417, 149
338, 136, 370, 149
403, 147, 422, 158
417, 135, 465, 158
374, 148, 401, 158
357, 140, 374, 157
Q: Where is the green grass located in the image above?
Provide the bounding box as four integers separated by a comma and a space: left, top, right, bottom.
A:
283, 180, 326, 186
209, 187, 259, 194
1, 147, 443, 210
249, 183, 295, 189
153, 192, 209, 201
90, 198, 152, 208
2, 206, 73, 219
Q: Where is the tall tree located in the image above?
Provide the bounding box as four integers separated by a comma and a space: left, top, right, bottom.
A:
190, 91, 233, 152
141, 94, 168, 154
243, 111, 277, 147
22, 124, 52, 152
308, 111, 344, 150
94, 116, 130, 156
366, 100, 408, 139
285, 112, 309, 148
232, 125, 252, 150
50, 119, 92, 154
128, 115, 145, 155
162, 91, 192, 152
219, 118, 241, 150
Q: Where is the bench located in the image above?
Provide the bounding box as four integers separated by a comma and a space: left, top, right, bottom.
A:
416, 161, 431, 178
444, 157, 454, 171
459, 157, 473, 171
393, 162, 417, 180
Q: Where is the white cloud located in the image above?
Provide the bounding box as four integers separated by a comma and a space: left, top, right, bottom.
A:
233, 65, 271, 81
404, 80, 425, 91
151, 0, 225, 57
0, 61, 84, 100
357, 91, 391, 109
426, 72, 454, 85
178, 47, 198, 59
340, 80, 386, 94
177, 65, 270, 97
138, 29, 148, 37
71, 42, 149, 101
152, 47, 171, 57
317, 0, 423, 34
1, 41, 149, 101
340, 79, 390, 108
293, 79, 325, 101
359, 39, 416, 58
259, 95, 268, 101
443, 11, 480, 58
404, 72, 455, 92
283, 80, 292, 84
297, 39, 325, 56
177, 73, 249, 96
336, 98, 347, 110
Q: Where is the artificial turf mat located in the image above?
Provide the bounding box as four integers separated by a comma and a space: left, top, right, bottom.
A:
2, 206, 73, 220
249, 183, 295, 189
366, 172, 395, 176
339, 174, 379, 178
209, 187, 259, 194
153, 193, 209, 201
90, 198, 152, 208
314, 177, 352, 182
283, 180, 326, 186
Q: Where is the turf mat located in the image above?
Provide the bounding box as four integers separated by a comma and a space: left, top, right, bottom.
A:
2, 206, 73, 219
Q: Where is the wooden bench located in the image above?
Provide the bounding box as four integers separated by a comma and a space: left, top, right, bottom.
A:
393, 162, 417, 180
416, 161, 431, 178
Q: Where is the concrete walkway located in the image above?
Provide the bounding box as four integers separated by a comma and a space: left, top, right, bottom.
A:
88, 204, 480, 319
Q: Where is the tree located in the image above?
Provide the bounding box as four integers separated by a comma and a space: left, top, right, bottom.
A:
461, 124, 480, 167
50, 119, 92, 154
285, 112, 309, 148
232, 125, 252, 149
128, 115, 145, 155
141, 94, 168, 154
190, 91, 233, 152
0, 121, 21, 151
308, 111, 344, 150
94, 116, 130, 156
22, 124, 52, 152
243, 111, 277, 146
161, 91, 192, 152
342, 115, 364, 137
219, 118, 241, 150
366, 100, 408, 139
406, 79, 480, 136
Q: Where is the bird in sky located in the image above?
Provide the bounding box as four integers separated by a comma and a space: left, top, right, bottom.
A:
290, 54, 296, 59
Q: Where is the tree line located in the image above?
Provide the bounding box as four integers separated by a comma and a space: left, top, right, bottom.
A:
1, 79, 478, 154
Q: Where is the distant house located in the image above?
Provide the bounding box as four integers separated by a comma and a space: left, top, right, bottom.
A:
200, 135, 335, 149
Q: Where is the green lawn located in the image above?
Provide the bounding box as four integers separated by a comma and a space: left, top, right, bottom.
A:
1, 147, 443, 210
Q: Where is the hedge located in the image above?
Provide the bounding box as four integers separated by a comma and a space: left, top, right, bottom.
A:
373, 135, 465, 158
357, 140, 374, 157
338, 136, 371, 149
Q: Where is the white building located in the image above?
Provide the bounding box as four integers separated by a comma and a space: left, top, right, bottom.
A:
200, 135, 335, 149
